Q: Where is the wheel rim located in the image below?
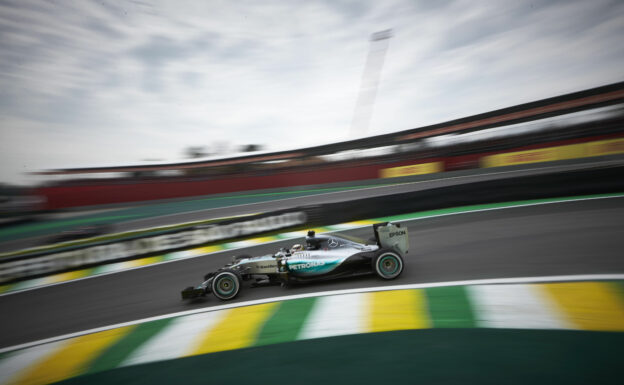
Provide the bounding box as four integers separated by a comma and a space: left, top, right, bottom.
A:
215, 275, 237, 297
378, 254, 401, 278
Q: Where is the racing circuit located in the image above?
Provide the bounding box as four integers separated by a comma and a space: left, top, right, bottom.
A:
1, 160, 623, 384
2, 90, 624, 383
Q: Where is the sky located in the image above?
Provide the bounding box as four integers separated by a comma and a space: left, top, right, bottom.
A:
0, 0, 623, 185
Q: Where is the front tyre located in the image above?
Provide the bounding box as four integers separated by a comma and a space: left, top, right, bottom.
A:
211, 270, 242, 300
373, 251, 404, 280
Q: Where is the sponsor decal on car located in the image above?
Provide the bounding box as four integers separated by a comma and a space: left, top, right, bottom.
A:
289, 261, 326, 270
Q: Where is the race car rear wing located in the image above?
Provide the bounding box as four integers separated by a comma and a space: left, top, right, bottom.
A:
373, 222, 408, 255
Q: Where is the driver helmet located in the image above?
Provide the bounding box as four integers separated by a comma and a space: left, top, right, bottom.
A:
291, 244, 303, 253
305, 230, 319, 250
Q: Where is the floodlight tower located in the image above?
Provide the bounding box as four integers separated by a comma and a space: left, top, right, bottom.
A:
349, 29, 393, 138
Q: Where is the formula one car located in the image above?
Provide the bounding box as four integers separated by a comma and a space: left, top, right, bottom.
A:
181, 222, 408, 301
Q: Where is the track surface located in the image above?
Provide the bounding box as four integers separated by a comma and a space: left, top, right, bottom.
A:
2, 159, 621, 252
1, 197, 623, 349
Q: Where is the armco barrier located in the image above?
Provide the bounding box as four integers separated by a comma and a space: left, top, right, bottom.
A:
1, 165, 623, 284
0, 209, 323, 284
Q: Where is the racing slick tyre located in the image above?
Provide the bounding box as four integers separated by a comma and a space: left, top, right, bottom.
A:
372, 250, 404, 280
211, 269, 242, 301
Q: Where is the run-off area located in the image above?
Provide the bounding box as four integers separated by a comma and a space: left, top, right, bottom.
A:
0, 279, 623, 385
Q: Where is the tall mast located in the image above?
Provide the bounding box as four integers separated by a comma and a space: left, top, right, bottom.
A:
349, 29, 393, 138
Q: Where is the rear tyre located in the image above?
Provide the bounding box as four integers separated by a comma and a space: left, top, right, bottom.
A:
373, 251, 403, 280
211, 269, 242, 300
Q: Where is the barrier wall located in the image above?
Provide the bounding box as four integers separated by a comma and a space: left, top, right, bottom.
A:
36, 162, 389, 209
0, 209, 320, 284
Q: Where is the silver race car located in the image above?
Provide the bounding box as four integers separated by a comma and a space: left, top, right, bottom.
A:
181, 222, 408, 301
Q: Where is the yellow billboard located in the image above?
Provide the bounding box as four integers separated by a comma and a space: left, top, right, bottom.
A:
380, 161, 443, 178
586, 138, 624, 157
480, 138, 624, 168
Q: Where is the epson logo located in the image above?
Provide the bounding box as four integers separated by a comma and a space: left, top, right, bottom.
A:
389, 231, 406, 238
290, 261, 325, 270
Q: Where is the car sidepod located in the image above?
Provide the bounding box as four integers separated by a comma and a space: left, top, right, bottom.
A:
285, 250, 375, 279
285, 257, 342, 276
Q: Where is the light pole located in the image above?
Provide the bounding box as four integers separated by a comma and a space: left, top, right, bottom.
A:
349, 29, 393, 138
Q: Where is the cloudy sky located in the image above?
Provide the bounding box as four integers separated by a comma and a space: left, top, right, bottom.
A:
1, 0, 623, 185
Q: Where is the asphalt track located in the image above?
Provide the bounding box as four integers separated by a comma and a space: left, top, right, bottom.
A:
1, 196, 623, 349
2, 158, 622, 252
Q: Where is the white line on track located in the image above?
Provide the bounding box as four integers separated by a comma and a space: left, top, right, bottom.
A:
1, 273, 623, 355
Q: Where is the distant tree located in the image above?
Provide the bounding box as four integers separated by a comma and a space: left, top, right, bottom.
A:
212, 141, 230, 156
241, 144, 263, 152
184, 146, 208, 158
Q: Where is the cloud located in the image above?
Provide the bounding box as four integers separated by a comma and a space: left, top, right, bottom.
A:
0, 0, 623, 184
130, 34, 215, 67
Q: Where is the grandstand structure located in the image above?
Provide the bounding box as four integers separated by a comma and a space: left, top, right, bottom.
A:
33, 81, 624, 209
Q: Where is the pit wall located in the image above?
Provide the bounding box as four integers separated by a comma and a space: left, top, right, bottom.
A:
36, 133, 624, 210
